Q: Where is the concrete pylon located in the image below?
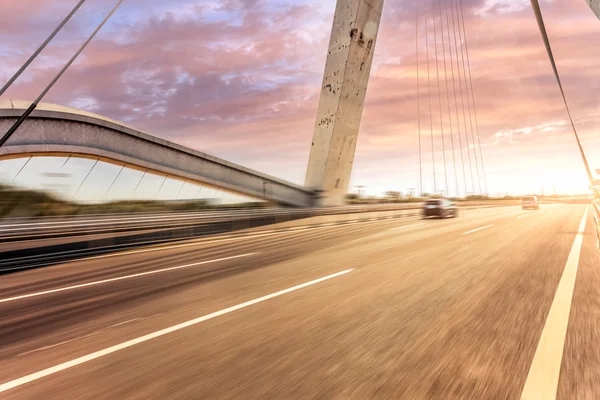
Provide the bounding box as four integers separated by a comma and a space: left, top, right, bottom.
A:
305, 0, 384, 206
585, 0, 600, 19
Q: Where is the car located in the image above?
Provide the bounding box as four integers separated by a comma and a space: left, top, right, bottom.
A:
522, 195, 539, 210
422, 198, 458, 219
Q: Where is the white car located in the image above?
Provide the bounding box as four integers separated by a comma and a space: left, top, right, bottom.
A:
522, 196, 539, 210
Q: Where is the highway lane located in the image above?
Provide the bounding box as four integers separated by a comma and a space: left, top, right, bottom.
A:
0, 205, 515, 271
0, 205, 513, 272
0, 202, 506, 228
0, 202, 513, 243
0, 206, 428, 261
0, 208, 300, 243
0, 204, 597, 399
0, 205, 408, 237
0, 207, 419, 255
0, 205, 523, 295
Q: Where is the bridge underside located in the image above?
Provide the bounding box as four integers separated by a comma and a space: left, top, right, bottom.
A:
0, 102, 313, 207
0, 152, 265, 204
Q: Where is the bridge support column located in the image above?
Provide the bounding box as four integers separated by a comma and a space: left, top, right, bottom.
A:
586, 0, 600, 19
305, 0, 384, 206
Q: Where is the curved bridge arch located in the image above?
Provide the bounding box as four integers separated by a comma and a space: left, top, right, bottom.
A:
0, 102, 312, 206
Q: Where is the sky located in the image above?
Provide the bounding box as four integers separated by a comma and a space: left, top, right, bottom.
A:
0, 0, 599, 198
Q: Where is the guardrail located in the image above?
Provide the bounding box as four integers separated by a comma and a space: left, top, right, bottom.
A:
0, 201, 513, 240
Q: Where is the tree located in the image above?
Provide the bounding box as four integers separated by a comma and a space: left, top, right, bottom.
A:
385, 190, 401, 199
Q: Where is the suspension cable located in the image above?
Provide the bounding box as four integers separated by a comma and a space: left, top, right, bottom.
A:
450, 0, 475, 196
438, 0, 460, 198
529, 0, 594, 186
433, 0, 448, 196
416, 2, 423, 197
445, 0, 468, 197
0, 0, 87, 97
456, 0, 482, 195
459, 0, 488, 195
425, 0, 437, 196
0, 0, 125, 149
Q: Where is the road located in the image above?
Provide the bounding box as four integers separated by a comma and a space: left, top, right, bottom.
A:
0, 204, 598, 399
0, 204, 505, 272
0, 201, 516, 242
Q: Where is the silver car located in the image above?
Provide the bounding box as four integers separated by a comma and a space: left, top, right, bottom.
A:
522, 196, 539, 210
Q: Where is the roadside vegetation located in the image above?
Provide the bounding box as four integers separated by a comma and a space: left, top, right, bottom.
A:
1, 184, 591, 218
0, 184, 267, 218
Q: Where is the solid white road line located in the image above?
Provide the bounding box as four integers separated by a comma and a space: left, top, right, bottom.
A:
462, 224, 494, 235
0, 253, 257, 304
0, 269, 354, 393
521, 207, 589, 400
390, 222, 426, 231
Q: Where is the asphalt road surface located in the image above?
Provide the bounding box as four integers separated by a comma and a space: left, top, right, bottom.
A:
0, 204, 598, 399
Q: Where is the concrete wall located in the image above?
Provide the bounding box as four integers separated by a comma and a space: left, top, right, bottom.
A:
0, 103, 313, 207
305, 0, 384, 206
586, 0, 600, 18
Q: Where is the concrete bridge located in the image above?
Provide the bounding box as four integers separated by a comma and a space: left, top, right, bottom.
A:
0, 0, 384, 207
0, 101, 313, 207
586, 0, 600, 18
2, 0, 594, 206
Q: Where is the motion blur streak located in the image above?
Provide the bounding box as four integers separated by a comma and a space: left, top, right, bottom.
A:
0, 253, 257, 304
0, 204, 599, 399
0, 269, 353, 393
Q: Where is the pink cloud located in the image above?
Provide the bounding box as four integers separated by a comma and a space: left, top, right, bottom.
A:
0, 0, 598, 196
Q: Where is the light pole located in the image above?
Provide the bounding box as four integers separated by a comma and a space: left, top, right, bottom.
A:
355, 185, 366, 198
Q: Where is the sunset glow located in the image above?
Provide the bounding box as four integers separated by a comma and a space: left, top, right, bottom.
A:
1, 0, 598, 197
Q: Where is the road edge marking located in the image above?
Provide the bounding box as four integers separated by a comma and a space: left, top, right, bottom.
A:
0, 268, 354, 393
521, 206, 589, 400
